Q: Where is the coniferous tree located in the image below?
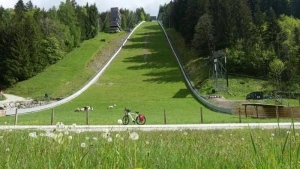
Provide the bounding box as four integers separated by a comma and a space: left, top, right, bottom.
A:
192, 13, 214, 57
57, 0, 81, 49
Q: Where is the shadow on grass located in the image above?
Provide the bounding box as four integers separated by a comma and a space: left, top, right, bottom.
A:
121, 23, 184, 84
173, 89, 190, 98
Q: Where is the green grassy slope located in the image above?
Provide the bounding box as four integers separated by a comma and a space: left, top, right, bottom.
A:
5, 32, 126, 99
1, 22, 295, 125
1, 22, 238, 125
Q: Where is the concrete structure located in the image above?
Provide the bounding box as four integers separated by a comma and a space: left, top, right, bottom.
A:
110, 7, 121, 32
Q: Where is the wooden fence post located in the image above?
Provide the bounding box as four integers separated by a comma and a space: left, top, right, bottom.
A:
164, 109, 167, 124
14, 108, 18, 125
200, 107, 203, 124
86, 109, 89, 125
276, 106, 279, 125
239, 107, 241, 123
51, 108, 54, 125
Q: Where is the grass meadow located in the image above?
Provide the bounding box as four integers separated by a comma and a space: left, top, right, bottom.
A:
0, 22, 298, 125
5, 32, 127, 99
0, 123, 299, 168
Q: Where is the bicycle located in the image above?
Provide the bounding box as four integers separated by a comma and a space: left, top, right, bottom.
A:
122, 108, 146, 125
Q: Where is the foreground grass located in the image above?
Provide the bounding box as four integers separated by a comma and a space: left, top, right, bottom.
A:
0, 124, 299, 168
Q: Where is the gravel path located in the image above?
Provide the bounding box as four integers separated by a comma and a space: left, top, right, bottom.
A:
0, 94, 32, 104
0, 123, 299, 131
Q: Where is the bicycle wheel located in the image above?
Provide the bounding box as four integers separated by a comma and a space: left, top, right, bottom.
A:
136, 115, 146, 125
122, 115, 130, 125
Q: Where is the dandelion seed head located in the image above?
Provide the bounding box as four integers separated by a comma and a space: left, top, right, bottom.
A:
5, 148, 10, 152
271, 133, 275, 137
117, 119, 122, 124
107, 137, 113, 143
102, 133, 108, 139
115, 134, 120, 138
183, 132, 188, 136
68, 136, 72, 140
130, 132, 139, 140
64, 131, 69, 135
29, 132, 37, 138
81, 142, 86, 148
93, 137, 98, 141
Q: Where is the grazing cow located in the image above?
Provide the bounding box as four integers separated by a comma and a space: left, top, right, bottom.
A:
107, 104, 116, 109
75, 106, 93, 112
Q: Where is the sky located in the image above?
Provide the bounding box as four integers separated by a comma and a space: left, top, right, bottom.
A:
0, 0, 171, 16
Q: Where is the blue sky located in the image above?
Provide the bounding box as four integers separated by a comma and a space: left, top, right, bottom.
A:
0, 0, 171, 16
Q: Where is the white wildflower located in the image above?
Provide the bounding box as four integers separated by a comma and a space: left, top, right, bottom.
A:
81, 143, 86, 148
183, 132, 188, 136
93, 137, 98, 141
271, 133, 275, 137
115, 134, 120, 138
68, 136, 72, 140
5, 148, 10, 152
130, 132, 139, 140
64, 131, 69, 135
287, 131, 291, 134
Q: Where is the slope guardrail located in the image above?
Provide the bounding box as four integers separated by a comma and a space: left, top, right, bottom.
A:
5, 21, 146, 116
158, 21, 232, 114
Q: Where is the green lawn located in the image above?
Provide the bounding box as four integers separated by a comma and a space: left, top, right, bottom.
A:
0, 22, 297, 125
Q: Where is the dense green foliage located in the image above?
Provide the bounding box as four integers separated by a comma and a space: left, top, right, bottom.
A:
0, 126, 299, 168
158, 0, 300, 92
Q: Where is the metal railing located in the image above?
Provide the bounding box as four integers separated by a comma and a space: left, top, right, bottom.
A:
158, 21, 232, 114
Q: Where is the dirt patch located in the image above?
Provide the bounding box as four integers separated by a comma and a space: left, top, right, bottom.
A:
88, 33, 129, 73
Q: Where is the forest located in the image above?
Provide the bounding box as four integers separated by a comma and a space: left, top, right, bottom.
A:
158, 0, 300, 92
0, 0, 150, 88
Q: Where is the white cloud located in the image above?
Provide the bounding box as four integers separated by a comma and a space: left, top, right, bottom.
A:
0, 0, 171, 16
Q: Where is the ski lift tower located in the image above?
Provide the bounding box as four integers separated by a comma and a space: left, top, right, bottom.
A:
209, 49, 229, 92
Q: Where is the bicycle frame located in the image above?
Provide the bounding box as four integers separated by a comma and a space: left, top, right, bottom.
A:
123, 108, 146, 125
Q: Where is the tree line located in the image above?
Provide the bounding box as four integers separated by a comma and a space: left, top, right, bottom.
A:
158, 0, 300, 91
0, 0, 150, 89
